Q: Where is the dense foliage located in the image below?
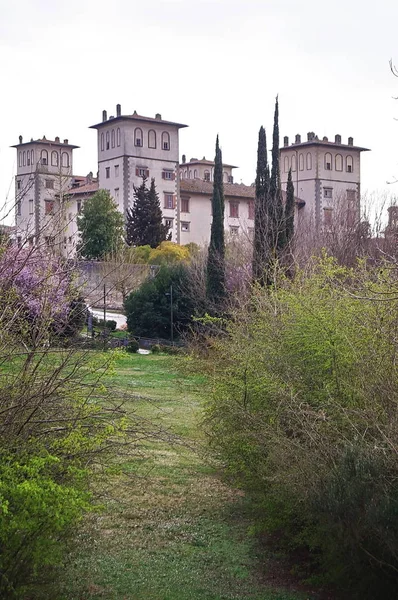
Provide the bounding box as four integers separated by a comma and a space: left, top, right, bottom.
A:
126, 177, 170, 248
206, 136, 226, 309
77, 189, 124, 259
125, 264, 195, 340
203, 256, 398, 598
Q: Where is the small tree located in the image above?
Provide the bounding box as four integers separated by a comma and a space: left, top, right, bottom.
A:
206, 136, 225, 309
77, 189, 124, 260
126, 177, 170, 248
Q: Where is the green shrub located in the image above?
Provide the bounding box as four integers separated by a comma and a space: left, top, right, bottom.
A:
204, 256, 398, 597
151, 343, 161, 354
126, 338, 139, 353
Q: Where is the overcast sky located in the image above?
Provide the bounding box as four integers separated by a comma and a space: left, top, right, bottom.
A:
1, 0, 398, 224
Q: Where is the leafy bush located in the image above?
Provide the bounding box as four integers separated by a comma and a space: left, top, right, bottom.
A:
204, 256, 398, 597
125, 264, 195, 340
126, 338, 139, 353
151, 343, 161, 354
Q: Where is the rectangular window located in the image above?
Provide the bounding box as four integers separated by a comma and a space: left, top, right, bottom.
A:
204, 172, 210, 182
347, 189, 356, 203
45, 200, 54, 215
229, 201, 239, 218
136, 167, 149, 177
105, 167, 110, 179
181, 221, 190, 232
230, 226, 239, 235
114, 188, 119, 201
162, 170, 175, 180
323, 187, 333, 199
163, 141, 169, 150
17, 180, 21, 190
77, 200, 82, 214
45, 179, 54, 189
248, 200, 254, 220
347, 165, 352, 173
135, 139, 142, 147
115, 165, 119, 177
164, 193, 174, 209
181, 197, 190, 213
323, 208, 333, 227
29, 199, 34, 215
326, 162, 331, 170
164, 218, 173, 230
16, 200, 21, 216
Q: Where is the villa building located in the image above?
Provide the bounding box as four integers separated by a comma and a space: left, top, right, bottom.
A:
13, 106, 369, 254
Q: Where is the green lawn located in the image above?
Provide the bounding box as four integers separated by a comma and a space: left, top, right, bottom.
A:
33, 352, 307, 600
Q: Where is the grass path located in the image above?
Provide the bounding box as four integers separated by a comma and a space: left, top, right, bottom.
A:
44, 353, 306, 600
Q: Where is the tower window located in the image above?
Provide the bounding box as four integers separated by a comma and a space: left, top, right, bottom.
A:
105, 167, 110, 179
61, 152, 69, 167
204, 170, 210, 182
181, 197, 190, 213
106, 131, 110, 150
117, 128, 121, 147
162, 170, 174, 180
346, 155, 353, 173
229, 201, 239, 218
41, 150, 48, 165
134, 128, 143, 147
325, 152, 332, 171
148, 129, 156, 149
164, 193, 174, 209
323, 187, 333, 199
181, 221, 190, 232
161, 131, 170, 150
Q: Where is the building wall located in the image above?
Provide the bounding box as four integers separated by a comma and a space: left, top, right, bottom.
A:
180, 161, 234, 183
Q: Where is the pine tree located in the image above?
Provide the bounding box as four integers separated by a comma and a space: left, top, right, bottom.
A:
285, 168, 295, 245
126, 177, 170, 248
269, 96, 286, 251
252, 126, 270, 284
206, 136, 225, 308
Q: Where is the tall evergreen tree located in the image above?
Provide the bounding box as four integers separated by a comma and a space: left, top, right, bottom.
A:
206, 136, 225, 307
269, 96, 286, 251
285, 168, 295, 245
252, 126, 270, 284
126, 177, 170, 248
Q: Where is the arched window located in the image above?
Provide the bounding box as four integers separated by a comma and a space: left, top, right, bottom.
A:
188, 170, 192, 179
111, 129, 115, 148
51, 151, 58, 167
325, 152, 332, 170
306, 152, 312, 170
40, 149, 48, 165
346, 155, 353, 173
101, 133, 104, 151
335, 154, 343, 171
224, 171, 229, 182
31, 150, 34, 166
61, 152, 69, 168
184, 170, 187, 179
161, 131, 170, 150
194, 169, 197, 179
18, 152, 22, 167
134, 127, 143, 147
27, 152, 31, 166
106, 131, 110, 150
23, 151, 26, 166
284, 156, 289, 172
299, 153, 304, 171
179, 171, 183, 180
291, 154, 297, 172
117, 128, 121, 147
148, 129, 156, 148
204, 170, 210, 182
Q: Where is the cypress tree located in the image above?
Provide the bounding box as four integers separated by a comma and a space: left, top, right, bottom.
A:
206, 135, 225, 308
126, 177, 170, 248
252, 126, 270, 284
269, 96, 286, 251
285, 168, 295, 245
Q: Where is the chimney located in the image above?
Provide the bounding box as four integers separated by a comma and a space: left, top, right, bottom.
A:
348, 136, 353, 146
155, 113, 161, 119
64, 139, 68, 144
283, 136, 289, 147
102, 110, 107, 122
116, 104, 121, 117
295, 134, 301, 144
55, 136, 60, 143
323, 136, 328, 142
335, 134, 341, 144
42, 135, 46, 140
19, 135, 23, 144
307, 132, 315, 141
182, 154, 186, 163
87, 171, 93, 183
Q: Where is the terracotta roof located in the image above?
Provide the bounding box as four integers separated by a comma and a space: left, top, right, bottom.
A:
180, 159, 238, 169
66, 182, 99, 196
280, 140, 370, 152
180, 179, 305, 205
90, 113, 188, 130
11, 138, 79, 149
181, 179, 254, 199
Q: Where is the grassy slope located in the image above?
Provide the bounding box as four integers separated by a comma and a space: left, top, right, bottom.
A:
38, 353, 305, 600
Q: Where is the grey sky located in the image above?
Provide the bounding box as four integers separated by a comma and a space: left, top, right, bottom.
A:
1, 0, 397, 223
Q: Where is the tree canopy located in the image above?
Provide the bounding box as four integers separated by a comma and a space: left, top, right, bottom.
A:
126, 177, 170, 248
77, 189, 124, 260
